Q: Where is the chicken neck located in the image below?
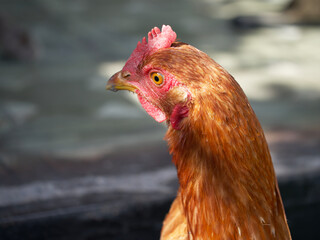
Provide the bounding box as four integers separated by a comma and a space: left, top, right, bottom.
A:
164, 89, 291, 239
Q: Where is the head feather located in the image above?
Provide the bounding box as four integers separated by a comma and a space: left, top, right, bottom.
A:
123, 25, 177, 73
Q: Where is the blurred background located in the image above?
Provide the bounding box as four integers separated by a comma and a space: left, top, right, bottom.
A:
0, 0, 319, 239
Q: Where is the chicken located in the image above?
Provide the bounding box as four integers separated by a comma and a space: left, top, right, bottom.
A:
106, 25, 291, 240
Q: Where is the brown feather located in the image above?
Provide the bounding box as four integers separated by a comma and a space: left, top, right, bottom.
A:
144, 44, 293, 239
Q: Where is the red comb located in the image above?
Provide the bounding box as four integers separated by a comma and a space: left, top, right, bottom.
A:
123, 25, 177, 73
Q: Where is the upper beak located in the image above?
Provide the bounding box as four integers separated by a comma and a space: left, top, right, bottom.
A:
106, 71, 137, 92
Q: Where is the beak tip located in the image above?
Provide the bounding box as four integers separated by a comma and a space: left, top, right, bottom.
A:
105, 70, 137, 93
105, 84, 118, 92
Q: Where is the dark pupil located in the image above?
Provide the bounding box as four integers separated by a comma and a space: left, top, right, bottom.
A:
154, 75, 159, 82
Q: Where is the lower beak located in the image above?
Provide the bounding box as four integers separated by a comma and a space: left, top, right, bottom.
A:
106, 71, 137, 92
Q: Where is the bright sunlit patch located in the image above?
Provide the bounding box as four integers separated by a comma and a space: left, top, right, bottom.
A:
98, 61, 125, 78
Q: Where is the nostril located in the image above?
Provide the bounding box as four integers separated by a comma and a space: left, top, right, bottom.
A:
122, 71, 131, 78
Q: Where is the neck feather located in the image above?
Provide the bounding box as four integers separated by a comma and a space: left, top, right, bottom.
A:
165, 83, 291, 239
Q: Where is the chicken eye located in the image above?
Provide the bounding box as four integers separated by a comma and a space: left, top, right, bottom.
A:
150, 72, 164, 86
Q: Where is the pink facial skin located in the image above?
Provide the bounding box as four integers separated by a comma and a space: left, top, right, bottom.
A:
129, 65, 186, 123
120, 25, 190, 128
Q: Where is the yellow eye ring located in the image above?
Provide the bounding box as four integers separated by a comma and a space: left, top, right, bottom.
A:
150, 72, 164, 86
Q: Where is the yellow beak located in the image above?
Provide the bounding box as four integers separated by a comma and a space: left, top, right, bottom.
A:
106, 71, 137, 92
